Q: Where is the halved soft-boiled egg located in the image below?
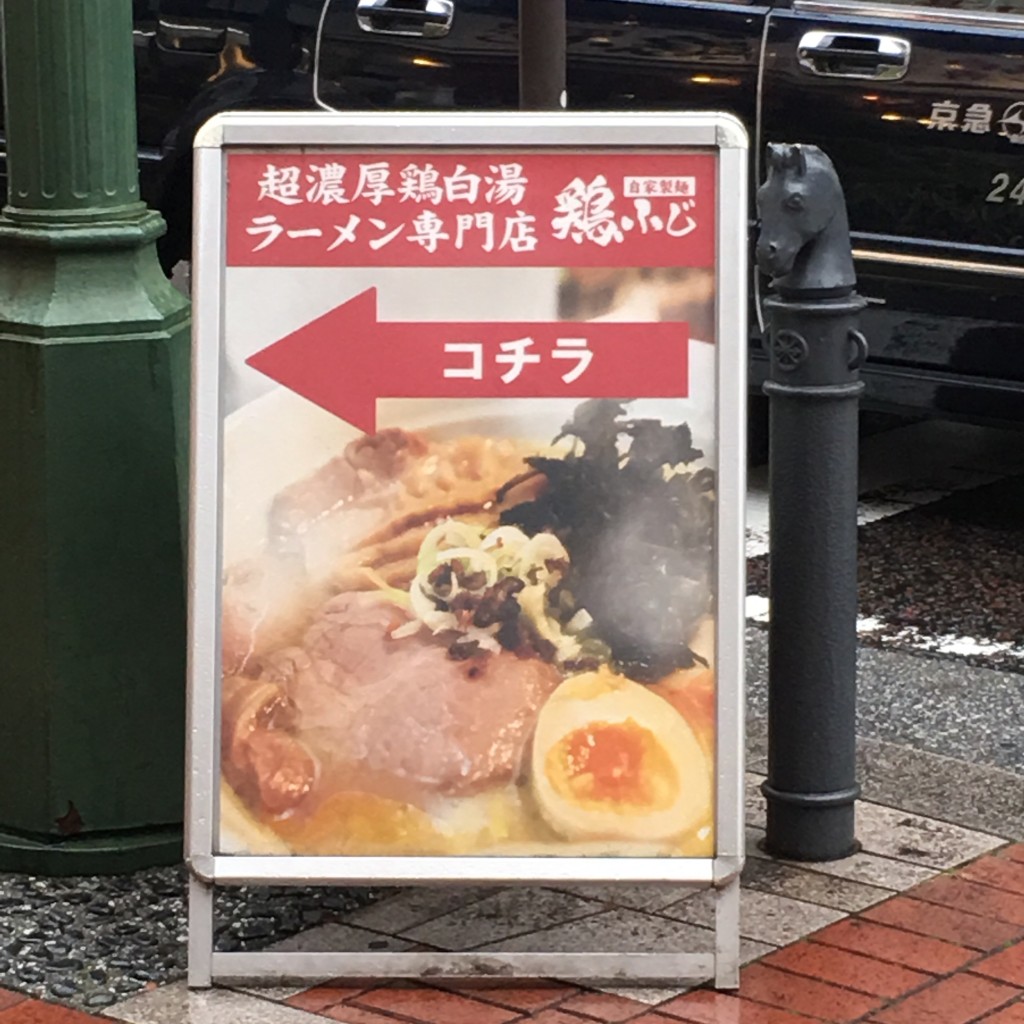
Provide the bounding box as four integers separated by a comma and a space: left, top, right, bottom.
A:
531, 669, 712, 843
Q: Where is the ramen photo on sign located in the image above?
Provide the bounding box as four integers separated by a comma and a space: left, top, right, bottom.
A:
218, 263, 720, 859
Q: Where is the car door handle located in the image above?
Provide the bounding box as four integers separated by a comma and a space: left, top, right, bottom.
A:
156, 16, 227, 54
356, 0, 454, 38
797, 31, 910, 81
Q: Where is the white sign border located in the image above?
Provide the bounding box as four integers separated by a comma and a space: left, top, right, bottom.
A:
187, 110, 748, 989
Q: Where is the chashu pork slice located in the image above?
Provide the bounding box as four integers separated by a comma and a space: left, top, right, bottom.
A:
262, 592, 562, 797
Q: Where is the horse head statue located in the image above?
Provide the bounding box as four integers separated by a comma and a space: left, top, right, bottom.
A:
756, 143, 856, 296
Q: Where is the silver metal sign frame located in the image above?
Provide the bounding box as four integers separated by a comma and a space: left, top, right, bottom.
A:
187, 110, 748, 991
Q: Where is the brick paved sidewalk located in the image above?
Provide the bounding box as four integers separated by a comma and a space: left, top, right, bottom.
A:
1, 810, 1021, 1023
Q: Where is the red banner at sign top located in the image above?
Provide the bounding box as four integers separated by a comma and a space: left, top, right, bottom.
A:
226, 151, 716, 267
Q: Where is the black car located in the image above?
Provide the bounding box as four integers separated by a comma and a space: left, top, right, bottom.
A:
4, 0, 1023, 424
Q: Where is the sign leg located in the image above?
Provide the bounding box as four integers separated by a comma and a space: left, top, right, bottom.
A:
713, 878, 740, 989
189, 877, 215, 989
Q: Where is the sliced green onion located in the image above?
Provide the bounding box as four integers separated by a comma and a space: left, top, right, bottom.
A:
480, 526, 530, 571
416, 519, 486, 578
514, 533, 570, 583
410, 574, 458, 634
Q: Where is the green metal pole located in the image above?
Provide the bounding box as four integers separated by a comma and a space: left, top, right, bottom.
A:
0, 0, 189, 873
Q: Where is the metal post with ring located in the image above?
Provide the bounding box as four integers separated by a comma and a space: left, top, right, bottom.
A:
755, 142, 867, 862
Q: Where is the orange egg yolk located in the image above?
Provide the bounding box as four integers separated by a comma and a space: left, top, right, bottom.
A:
547, 718, 678, 810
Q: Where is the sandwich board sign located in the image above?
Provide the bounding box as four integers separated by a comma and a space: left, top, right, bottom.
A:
187, 111, 747, 989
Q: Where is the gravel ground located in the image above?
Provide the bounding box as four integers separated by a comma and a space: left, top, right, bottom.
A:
748, 473, 1024, 674
0, 867, 382, 1010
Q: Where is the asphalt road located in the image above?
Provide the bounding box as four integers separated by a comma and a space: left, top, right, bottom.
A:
746, 416, 1024, 780
748, 417, 1024, 671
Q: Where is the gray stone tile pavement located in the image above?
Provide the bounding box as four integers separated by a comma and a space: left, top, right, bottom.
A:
662, 888, 845, 947
545, 883, 700, 913
855, 737, 1024, 839
234, 986, 308, 1001
105, 982, 323, 1024
476, 907, 717, 955
344, 886, 498, 935
401, 889, 608, 951
854, 799, 1006, 868
746, 825, 940, 889
740, 855, 892, 911
267, 923, 414, 954
96, 721, 1014, 1018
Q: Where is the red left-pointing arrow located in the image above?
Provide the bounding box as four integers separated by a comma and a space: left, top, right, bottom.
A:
245, 287, 689, 434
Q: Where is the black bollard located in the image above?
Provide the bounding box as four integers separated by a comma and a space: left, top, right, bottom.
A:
519, 0, 566, 111
755, 143, 865, 861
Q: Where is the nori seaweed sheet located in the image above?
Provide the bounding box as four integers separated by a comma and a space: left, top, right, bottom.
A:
500, 399, 715, 681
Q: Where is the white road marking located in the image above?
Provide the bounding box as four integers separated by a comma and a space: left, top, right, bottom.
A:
746, 595, 770, 622
860, 621, 1024, 663
745, 596, 1024, 664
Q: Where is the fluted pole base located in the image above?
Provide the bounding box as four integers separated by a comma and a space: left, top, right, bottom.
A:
0, 0, 190, 874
